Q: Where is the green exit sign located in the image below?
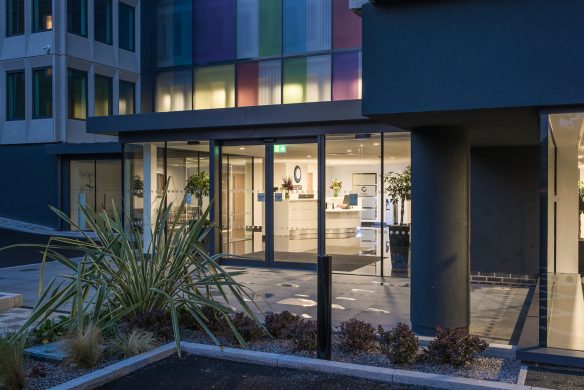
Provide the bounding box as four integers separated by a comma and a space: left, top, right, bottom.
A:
274, 145, 287, 153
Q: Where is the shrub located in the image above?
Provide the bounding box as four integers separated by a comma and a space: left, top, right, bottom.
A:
378, 323, 419, 365
129, 310, 173, 338
30, 316, 68, 345
423, 328, 488, 367
27, 362, 47, 379
264, 311, 302, 339
229, 313, 265, 342
64, 323, 103, 368
287, 320, 317, 352
0, 339, 27, 390
111, 329, 157, 358
338, 319, 376, 352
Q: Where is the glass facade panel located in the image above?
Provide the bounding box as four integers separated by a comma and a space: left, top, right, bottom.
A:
95, 160, 122, 219
33, 67, 52, 119
237, 0, 281, 59
332, 51, 361, 101
33, 0, 52, 32
119, 80, 135, 115
6, 71, 25, 121
283, 55, 331, 104
123, 144, 144, 229
332, 0, 361, 49
155, 70, 192, 112
156, 0, 192, 67
283, 0, 331, 55
119, 3, 135, 51
70, 160, 97, 230
68, 68, 87, 120
67, 0, 88, 37
94, 75, 113, 117
94, 0, 112, 44
194, 0, 236, 65
194, 65, 235, 110
6, 0, 24, 36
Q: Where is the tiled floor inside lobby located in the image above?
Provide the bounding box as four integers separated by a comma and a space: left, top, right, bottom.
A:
0, 261, 532, 344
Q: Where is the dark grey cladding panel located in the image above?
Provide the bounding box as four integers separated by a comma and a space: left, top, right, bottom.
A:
362, 0, 584, 124
46, 142, 122, 155
87, 100, 368, 135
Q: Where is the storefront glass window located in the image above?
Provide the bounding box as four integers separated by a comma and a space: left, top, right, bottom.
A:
193, 65, 235, 110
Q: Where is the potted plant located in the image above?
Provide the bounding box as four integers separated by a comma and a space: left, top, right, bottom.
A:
280, 176, 294, 199
384, 166, 411, 271
133, 175, 144, 198
330, 179, 342, 197
185, 171, 210, 218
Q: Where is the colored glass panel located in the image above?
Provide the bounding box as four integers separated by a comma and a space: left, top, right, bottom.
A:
283, 57, 306, 104
258, 59, 281, 105
259, 0, 282, 57
156, 70, 192, 112
283, 0, 306, 54
194, 65, 235, 110
332, 0, 361, 49
237, 0, 259, 59
194, 0, 236, 65
306, 0, 331, 52
306, 54, 331, 102
332, 51, 361, 101
156, 0, 192, 67
237, 62, 259, 107
284, 0, 331, 55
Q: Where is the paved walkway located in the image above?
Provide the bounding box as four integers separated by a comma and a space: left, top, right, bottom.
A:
0, 216, 95, 238
0, 261, 531, 344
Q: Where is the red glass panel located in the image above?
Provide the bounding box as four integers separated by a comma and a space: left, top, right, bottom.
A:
237, 61, 259, 107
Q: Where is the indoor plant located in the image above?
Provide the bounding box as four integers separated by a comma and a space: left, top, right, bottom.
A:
330, 179, 342, 197
280, 176, 294, 199
384, 166, 411, 271
185, 171, 210, 218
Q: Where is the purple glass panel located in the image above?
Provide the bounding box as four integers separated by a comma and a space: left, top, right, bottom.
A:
333, 0, 361, 49
332, 52, 360, 101
194, 0, 236, 65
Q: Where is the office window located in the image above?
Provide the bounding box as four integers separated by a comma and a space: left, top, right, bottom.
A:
68, 69, 88, 120
155, 70, 192, 112
33, 68, 53, 118
283, 0, 331, 55
283, 55, 331, 104
94, 0, 112, 44
194, 0, 236, 65
332, 0, 361, 49
68, 0, 88, 37
119, 80, 135, 115
6, 71, 25, 121
194, 65, 235, 110
119, 3, 135, 51
6, 0, 24, 36
237, 60, 281, 107
332, 51, 361, 101
95, 75, 113, 116
236, 0, 282, 59
156, 0, 192, 67
33, 0, 52, 32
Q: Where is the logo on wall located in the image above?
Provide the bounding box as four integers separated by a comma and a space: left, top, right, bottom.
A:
294, 166, 301, 183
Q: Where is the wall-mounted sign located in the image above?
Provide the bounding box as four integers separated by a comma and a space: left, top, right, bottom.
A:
274, 144, 287, 153
257, 192, 265, 202
274, 192, 283, 202
294, 165, 301, 183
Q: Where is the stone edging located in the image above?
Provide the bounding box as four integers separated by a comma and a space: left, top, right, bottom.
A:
49, 341, 543, 390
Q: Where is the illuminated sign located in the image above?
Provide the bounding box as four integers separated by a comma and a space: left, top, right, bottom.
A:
274, 145, 287, 153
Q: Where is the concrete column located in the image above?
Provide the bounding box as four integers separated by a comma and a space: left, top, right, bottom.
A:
143, 144, 157, 254
410, 127, 470, 336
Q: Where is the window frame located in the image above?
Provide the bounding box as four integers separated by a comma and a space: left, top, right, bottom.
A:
94, 74, 113, 117
67, 0, 88, 37
118, 2, 136, 52
32, 0, 53, 33
67, 68, 88, 120
32, 67, 53, 119
6, 0, 25, 37
118, 79, 136, 115
94, 0, 113, 45
6, 70, 25, 121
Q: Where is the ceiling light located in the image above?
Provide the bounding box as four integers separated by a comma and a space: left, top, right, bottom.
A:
239, 147, 245, 150
373, 142, 380, 146
360, 144, 364, 147
347, 149, 352, 153
307, 155, 312, 158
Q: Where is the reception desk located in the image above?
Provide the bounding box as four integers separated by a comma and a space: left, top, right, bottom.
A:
274, 197, 361, 252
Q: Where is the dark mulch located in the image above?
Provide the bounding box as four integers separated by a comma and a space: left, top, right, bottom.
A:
97, 354, 431, 390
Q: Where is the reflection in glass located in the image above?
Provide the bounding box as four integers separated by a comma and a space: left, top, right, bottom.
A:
119, 80, 135, 115
33, 68, 52, 118
6, 71, 25, 121
94, 75, 113, 117
68, 69, 87, 120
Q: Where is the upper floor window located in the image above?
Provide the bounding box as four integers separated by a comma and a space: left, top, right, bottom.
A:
283, 0, 331, 55
33, 0, 53, 32
33, 68, 53, 118
68, 0, 88, 37
94, 0, 112, 45
156, 0, 192, 67
155, 70, 192, 112
6, 0, 24, 36
68, 68, 88, 120
119, 3, 135, 51
6, 71, 25, 121
119, 80, 135, 115
94, 75, 113, 116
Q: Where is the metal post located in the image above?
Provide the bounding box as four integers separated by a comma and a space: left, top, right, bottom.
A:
317, 134, 331, 360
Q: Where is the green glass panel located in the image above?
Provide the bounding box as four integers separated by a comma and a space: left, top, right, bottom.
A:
283, 57, 307, 104
259, 0, 282, 57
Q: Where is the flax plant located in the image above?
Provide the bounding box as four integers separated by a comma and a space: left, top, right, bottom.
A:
10, 187, 261, 355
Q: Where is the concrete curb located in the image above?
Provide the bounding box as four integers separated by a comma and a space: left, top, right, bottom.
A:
0, 292, 23, 311
48, 343, 176, 390
181, 342, 544, 390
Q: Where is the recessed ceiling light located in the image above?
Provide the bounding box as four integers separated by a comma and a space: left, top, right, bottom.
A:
347, 149, 352, 152
360, 144, 364, 147
373, 142, 380, 146
239, 147, 245, 150
307, 155, 312, 158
